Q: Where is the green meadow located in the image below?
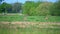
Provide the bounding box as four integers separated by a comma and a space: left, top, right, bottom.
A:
0, 15, 60, 22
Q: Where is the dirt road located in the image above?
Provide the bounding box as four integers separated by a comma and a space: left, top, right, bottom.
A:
0, 22, 60, 28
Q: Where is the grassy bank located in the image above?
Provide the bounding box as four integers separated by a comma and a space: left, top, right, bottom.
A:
0, 15, 60, 22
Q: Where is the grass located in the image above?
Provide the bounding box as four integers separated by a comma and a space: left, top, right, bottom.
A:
0, 15, 60, 22
26, 16, 60, 22
0, 14, 60, 34
0, 22, 60, 34
0, 15, 24, 22
0, 26, 60, 34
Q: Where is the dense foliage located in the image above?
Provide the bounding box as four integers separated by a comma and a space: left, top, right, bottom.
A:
0, 0, 60, 16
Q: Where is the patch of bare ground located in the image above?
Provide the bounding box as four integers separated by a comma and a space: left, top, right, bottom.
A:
0, 22, 60, 28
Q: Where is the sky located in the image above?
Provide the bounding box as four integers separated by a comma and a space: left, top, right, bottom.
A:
3, 0, 57, 4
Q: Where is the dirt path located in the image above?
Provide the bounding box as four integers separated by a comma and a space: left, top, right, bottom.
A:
1, 22, 60, 25
0, 22, 60, 28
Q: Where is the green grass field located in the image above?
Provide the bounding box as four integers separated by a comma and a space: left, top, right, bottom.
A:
0, 28, 60, 34
0, 22, 60, 34
0, 15, 60, 22
0, 15, 60, 34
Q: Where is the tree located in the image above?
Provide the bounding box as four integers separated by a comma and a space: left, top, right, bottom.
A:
22, 1, 41, 16
22, 1, 53, 16
0, 2, 12, 13
51, 0, 60, 16
54, 0, 60, 16
35, 2, 52, 16
12, 2, 22, 13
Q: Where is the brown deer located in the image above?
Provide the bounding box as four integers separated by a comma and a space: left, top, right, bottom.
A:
45, 16, 49, 20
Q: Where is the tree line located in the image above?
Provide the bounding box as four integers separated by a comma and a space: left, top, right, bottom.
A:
0, 0, 60, 16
